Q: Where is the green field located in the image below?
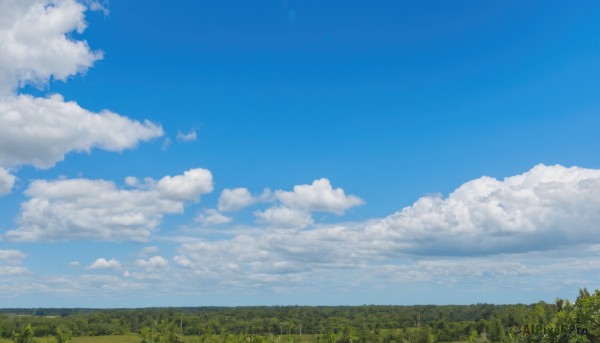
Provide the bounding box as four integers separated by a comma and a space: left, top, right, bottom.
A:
72, 336, 141, 343
1, 335, 326, 343
1, 336, 139, 343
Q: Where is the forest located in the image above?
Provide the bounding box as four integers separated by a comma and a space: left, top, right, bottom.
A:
0, 289, 597, 343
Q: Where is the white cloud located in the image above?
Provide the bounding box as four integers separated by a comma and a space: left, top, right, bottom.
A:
4, 164, 600, 302
255, 206, 314, 229
9, 179, 179, 242
168, 164, 600, 290
0, 249, 29, 276
0, 1, 163, 178
195, 209, 232, 225
86, 0, 109, 16
6, 168, 214, 242
0, 94, 163, 169
275, 178, 364, 214
367, 164, 600, 256
87, 258, 121, 270
124, 176, 139, 187
0, 266, 30, 276
135, 255, 168, 271
69, 261, 80, 267
0, 167, 16, 195
0, 249, 26, 264
157, 168, 213, 201
173, 255, 193, 268
218, 187, 255, 212
252, 179, 362, 228
176, 130, 197, 142
0, 0, 102, 95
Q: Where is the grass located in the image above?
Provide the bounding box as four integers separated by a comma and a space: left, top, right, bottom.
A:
0, 334, 327, 343
72, 336, 141, 343
1, 336, 468, 343
0, 335, 140, 343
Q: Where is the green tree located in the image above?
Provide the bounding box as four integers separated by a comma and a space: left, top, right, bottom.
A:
12, 324, 34, 343
468, 330, 479, 343
141, 320, 182, 343
529, 288, 600, 343
55, 326, 72, 343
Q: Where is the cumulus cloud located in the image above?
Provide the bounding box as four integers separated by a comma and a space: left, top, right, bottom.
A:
195, 209, 232, 225
218, 187, 255, 212
4, 164, 600, 301
0, 249, 29, 276
124, 176, 140, 187
173, 255, 193, 268
0, 0, 163, 179
368, 164, 600, 256
253, 179, 362, 228
9, 179, 180, 242
255, 206, 314, 229
0, 167, 16, 195
135, 255, 168, 271
87, 258, 121, 270
172, 164, 600, 287
0, 94, 163, 169
0, 0, 102, 95
6, 168, 214, 242
157, 168, 213, 201
275, 178, 364, 214
0, 249, 26, 263
176, 130, 197, 142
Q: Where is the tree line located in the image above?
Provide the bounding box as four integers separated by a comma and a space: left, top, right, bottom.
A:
0, 288, 597, 343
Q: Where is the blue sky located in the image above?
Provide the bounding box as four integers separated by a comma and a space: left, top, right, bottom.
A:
0, 0, 599, 307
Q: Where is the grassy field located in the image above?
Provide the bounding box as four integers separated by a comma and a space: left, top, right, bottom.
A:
0, 335, 333, 343
0, 336, 467, 343
72, 336, 141, 343
0, 336, 140, 343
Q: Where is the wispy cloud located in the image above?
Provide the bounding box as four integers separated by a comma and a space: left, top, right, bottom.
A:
176, 130, 197, 142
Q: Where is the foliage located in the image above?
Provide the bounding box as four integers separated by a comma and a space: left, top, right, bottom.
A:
12, 324, 34, 343
0, 289, 597, 343
140, 320, 182, 343
511, 289, 600, 343
55, 326, 72, 343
